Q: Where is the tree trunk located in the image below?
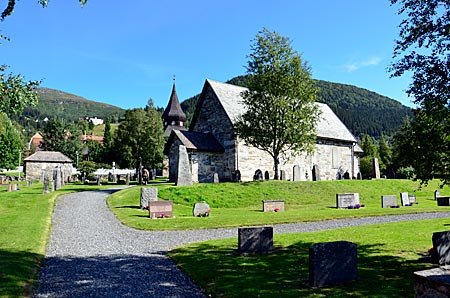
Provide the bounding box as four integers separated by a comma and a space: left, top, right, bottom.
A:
273, 156, 279, 180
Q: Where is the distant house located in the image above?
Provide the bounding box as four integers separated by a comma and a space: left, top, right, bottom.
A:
164, 79, 362, 183
89, 117, 104, 126
28, 132, 44, 151
24, 151, 73, 181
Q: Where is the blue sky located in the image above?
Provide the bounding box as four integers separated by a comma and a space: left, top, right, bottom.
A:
0, 0, 412, 110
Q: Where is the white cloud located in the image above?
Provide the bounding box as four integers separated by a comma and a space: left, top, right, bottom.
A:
342, 56, 382, 73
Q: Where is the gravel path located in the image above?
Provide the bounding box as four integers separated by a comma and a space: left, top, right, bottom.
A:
33, 188, 450, 298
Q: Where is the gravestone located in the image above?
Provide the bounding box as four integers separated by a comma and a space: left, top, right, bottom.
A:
312, 165, 321, 181
264, 171, 270, 180
280, 170, 286, 181
231, 170, 241, 182
293, 165, 301, 181
309, 241, 358, 287
43, 173, 50, 194
140, 187, 158, 209
176, 145, 193, 186
238, 226, 273, 255
432, 231, 450, 265
356, 172, 362, 180
193, 201, 211, 217
414, 267, 450, 297
382, 195, 397, 208
262, 200, 285, 212
343, 171, 350, 180
213, 173, 219, 184
336, 193, 360, 209
7, 183, 12, 192
253, 169, 263, 181
126, 173, 130, 186
372, 158, 381, 179
400, 192, 411, 206
409, 193, 417, 204
149, 200, 173, 218
437, 196, 450, 206
435, 190, 441, 200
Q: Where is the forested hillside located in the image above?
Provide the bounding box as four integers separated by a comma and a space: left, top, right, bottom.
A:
11, 88, 125, 137
181, 76, 412, 138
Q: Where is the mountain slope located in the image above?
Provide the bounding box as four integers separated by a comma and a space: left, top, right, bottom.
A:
181, 76, 412, 138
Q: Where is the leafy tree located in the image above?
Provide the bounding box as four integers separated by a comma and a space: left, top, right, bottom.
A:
42, 118, 83, 161
0, 66, 40, 116
234, 28, 320, 179
360, 134, 377, 158
390, 0, 450, 185
0, 112, 22, 170
1, 0, 87, 21
113, 107, 164, 170
379, 135, 393, 176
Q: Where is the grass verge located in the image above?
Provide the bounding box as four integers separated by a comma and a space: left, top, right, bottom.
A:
108, 179, 450, 230
169, 218, 447, 297
0, 182, 115, 298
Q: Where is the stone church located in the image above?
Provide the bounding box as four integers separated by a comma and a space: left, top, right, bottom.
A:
164, 79, 362, 183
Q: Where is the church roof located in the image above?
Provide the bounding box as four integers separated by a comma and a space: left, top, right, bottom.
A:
162, 83, 187, 122
204, 79, 357, 143
164, 130, 224, 155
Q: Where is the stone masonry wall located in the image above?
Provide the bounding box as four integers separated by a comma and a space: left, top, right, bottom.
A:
191, 85, 236, 181
25, 161, 73, 182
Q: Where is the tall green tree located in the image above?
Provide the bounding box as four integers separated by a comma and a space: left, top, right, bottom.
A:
113, 107, 164, 170
42, 119, 83, 161
379, 135, 393, 177
390, 0, 450, 185
234, 28, 320, 179
0, 112, 22, 170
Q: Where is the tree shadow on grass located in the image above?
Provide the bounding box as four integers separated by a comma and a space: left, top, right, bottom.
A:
0, 249, 43, 298
170, 240, 435, 298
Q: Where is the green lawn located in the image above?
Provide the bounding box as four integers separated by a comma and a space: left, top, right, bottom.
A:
107, 179, 450, 230
169, 218, 446, 297
0, 182, 114, 298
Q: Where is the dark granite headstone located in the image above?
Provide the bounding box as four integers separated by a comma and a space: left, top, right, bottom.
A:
231, 170, 241, 182
336, 193, 360, 208
280, 170, 286, 181
253, 169, 263, 181
437, 197, 450, 206
193, 201, 211, 217
312, 165, 321, 181
149, 200, 173, 218
400, 192, 410, 206
309, 241, 358, 287
382, 195, 397, 208
238, 226, 273, 255
140, 187, 158, 209
176, 145, 193, 186
356, 172, 362, 180
432, 231, 450, 265
264, 171, 270, 180
343, 171, 350, 179
414, 267, 450, 297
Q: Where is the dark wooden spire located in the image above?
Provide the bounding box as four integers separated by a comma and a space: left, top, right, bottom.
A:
162, 82, 187, 135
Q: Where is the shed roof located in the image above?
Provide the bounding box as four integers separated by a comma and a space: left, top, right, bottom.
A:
204, 79, 357, 143
24, 151, 73, 163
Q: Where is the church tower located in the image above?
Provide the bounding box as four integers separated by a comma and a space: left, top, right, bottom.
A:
162, 81, 187, 136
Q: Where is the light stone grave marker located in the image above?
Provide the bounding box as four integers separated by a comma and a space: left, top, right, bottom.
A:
435, 190, 441, 200
409, 193, 417, 204
140, 187, 158, 209
262, 200, 285, 212
238, 226, 273, 255
149, 200, 173, 218
336, 193, 360, 209
193, 201, 210, 217
176, 145, 193, 186
213, 173, 219, 184
309, 241, 358, 287
382, 195, 397, 208
400, 192, 411, 206
280, 170, 286, 181
293, 165, 301, 181
372, 157, 380, 179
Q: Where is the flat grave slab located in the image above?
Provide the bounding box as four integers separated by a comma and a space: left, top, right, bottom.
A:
149, 200, 173, 219
262, 200, 285, 212
336, 193, 360, 209
238, 226, 273, 255
382, 195, 397, 208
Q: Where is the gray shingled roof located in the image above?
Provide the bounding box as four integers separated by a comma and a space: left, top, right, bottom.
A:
24, 151, 73, 163
164, 130, 224, 154
206, 79, 357, 143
